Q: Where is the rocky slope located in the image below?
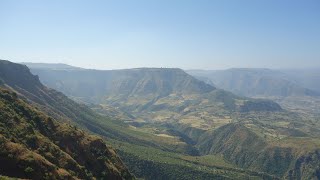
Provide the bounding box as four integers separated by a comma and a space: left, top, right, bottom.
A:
0, 88, 133, 179
0, 60, 135, 179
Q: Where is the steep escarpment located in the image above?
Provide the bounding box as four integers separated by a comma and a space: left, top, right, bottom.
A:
17, 60, 320, 179
0, 88, 133, 179
25, 64, 283, 122
0, 60, 150, 146
287, 150, 320, 179
27, 67, 215, 101
197, 123, 320, 178
0, 60, 99, 126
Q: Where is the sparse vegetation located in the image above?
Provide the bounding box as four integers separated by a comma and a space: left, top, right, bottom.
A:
1, 60, 320, 179
0, 87, 133, 179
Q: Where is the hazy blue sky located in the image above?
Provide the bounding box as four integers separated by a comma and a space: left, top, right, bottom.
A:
1, 0, 319, 70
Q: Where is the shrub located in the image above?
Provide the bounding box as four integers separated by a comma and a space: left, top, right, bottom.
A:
24, 166, 34, 174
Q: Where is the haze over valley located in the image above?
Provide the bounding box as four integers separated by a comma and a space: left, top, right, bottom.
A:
9, 61, 320, 179
1, 0, 320, 179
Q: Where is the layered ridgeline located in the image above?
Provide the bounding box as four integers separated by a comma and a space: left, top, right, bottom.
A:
25, 63, 282, 124
0, 61, 288, 179
280, 68, 320, 94
0, 61, 133, 179
0, 61, 276, 179
187, 68, 320, 97
187, 68, 320, 115
196, 123, 320, 179
0, 60, 236, 179
23, 62, 320, 179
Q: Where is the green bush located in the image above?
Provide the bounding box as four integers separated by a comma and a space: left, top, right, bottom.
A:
24, 166, 34, 174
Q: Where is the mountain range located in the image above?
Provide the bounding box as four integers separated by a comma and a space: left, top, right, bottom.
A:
24, 64, 282, 116
21, 62, 320, 179
1, 60, 320, 179
187, 68, 320, 115
187, 68, 320, 97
